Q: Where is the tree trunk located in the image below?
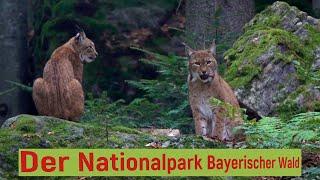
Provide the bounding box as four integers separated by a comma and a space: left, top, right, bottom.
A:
185, 0, 216, 50
313, 0, 320, 15
0, 0, 31, 125
312, 0, 320, 11
186, 0, 255, 55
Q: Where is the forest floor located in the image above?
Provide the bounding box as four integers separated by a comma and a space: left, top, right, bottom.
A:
0, 114, 319, 179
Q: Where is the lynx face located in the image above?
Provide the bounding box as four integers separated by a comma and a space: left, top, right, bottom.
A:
74, 32, 98, 63
188, 50, 218, 83
186, 41, 217, 83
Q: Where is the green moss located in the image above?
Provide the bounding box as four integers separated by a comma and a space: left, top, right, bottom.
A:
178, 136, 225, 149
223, 2, 320, 121
224, 27, 306, 88
275, 24, 320, 117
277, 85, 320, 119
224, 7, 320, 90
14, 115, 37, 133
0, 116, 44, 178
108, 134, 126, 145
0, 129, 21, 152
0, 115, 224, 177
305, 24, 320, 48
112, 125, 141, 134
245, 14, 282, 30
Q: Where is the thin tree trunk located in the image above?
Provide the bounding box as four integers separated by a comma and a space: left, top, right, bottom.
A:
185, 0, 216, 50
186, 0, 255, 56
313, 0, 320, 15
0, 0, 31, 124
312, 0, 320, 11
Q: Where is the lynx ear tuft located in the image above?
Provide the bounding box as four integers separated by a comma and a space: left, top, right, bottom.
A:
182, 42, 195, 57
75, 31, 86, 44
209, 39, 216, 56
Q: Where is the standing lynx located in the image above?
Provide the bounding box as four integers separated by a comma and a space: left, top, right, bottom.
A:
186, 41, 243, 141
32, 31, 98, 121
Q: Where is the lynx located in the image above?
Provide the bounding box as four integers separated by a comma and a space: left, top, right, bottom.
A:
32, 31, 98, 121
186, 41, 243, 141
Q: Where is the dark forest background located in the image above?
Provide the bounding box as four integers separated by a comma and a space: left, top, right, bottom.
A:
0, 1, 320, 178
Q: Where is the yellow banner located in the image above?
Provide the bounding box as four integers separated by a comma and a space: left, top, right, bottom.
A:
19, 149, 301, 176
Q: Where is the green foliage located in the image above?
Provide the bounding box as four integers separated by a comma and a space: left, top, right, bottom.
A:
14, 116, 37, 133
124, 49, 192, 132
0, 115, 142, 178
224, 2, 320, 119
277, 85, 320, 119
209, 98, 244, 120
303, 166, 320, 179
224, 27, 311, 89
83, 48, 193, 133
0, 114, 219, 178
32, 0, 111, 77
82, 92, 125, 126
224, 2, 320, 89
243, 112, 320, 149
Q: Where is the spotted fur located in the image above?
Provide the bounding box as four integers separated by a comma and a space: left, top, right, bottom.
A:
32, 31, 97, 121
186, 42, 243, 141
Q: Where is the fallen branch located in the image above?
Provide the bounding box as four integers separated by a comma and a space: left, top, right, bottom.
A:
5, 80, 32, 92
0, 87, 17, 96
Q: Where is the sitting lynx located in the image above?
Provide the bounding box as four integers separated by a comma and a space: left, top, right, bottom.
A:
186, 41, 243, 141
32, 31, 98, 121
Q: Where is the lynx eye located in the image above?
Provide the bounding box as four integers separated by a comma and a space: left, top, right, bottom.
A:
207, 61, 212, 64
194, 62, 200, 66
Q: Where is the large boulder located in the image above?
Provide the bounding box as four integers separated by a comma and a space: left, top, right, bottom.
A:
224, 1, 320, 118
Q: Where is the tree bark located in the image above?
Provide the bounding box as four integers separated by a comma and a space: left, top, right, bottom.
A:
313, 0, 320, 9
313, 0, 320, 14
0, 0, 31, 125
186, 0, 255, 55
185, 0, 216, 50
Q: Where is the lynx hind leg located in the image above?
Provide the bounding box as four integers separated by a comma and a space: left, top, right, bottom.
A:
32, 78, 50, 116
222, 120, 233, 141
230, 117, 246, 141
221, 116, 245, 141
210, 108, 227, 140
64, 79, 84, 121
195, 117, 208, 136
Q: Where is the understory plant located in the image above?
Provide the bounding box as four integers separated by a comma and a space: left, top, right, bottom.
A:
83, 49, 193, 133
243, 112, 320, 149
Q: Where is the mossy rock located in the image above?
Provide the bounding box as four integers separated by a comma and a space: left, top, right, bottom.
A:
0, 115, 222, 178
224, 1, 320, 118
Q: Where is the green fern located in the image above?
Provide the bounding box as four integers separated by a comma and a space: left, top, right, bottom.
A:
243, 112, 320, 149
124, 49, 192, 131
303, 166, 320, 179
83, 48, 192, 132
